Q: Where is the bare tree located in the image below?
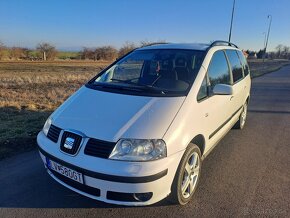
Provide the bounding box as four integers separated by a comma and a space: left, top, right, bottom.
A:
0, 41, 5, 60
81, 47, 95, 60
275, 44, 283, 59
81, 46, 118, 61
118, 42, 136, 57
36, 42, 57, 60
282, 46, 290, 59
95, 46, 118, 61
9, 47, 29, 60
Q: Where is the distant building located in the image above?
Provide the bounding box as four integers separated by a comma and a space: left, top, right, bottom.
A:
242, 50, 249, 59
248, 52, 257, 59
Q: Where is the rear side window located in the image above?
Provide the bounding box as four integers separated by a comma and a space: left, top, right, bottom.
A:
237, 50, 250, 76
226, 50, 243, 83
207, 50, 231, 92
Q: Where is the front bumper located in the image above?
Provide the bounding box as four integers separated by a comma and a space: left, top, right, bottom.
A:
37, 131, 183, 206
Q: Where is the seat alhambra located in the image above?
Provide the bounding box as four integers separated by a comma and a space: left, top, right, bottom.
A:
37, 41, 251, 206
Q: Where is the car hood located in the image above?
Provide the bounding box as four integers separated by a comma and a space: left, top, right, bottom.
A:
51, 86, 185, 142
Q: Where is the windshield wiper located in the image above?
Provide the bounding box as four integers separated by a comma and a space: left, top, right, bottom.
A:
92, 82, 143, 92
137, 84, 169, 95
92, 82, 168, 95
109, 79, 166, 94
110, 78, 137, 85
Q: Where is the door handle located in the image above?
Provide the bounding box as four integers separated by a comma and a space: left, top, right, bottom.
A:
205, 113, 209, 117
230, 96, 234, 101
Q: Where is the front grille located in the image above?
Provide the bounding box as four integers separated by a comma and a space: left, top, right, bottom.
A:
47, 125, 61, 143
60, 131, 82, 155
84, 138, 115, 159
49, 169, 100, 197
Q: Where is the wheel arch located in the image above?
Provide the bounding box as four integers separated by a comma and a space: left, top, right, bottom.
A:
190, 134, 206, 156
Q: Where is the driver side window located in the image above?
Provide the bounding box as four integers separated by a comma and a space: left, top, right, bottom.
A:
207, 50, 231, 94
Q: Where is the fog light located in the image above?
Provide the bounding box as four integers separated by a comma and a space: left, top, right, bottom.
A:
133, 192, 153, 202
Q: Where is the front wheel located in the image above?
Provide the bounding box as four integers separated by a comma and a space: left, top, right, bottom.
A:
170, 143, 201, 205
233, 102, 248, 129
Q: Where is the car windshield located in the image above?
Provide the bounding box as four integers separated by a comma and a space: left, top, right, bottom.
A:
89, 49, 205, 96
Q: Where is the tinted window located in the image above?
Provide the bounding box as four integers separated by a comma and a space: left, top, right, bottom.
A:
197, 76, 208, 101
208, 50, 231, 92
237, 50, 250, 76
226, 50, 243, 83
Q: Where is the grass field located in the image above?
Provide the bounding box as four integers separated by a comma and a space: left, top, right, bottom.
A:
0, 61, 109, 159
248, 59, 290, 78
0, 59, 289, 159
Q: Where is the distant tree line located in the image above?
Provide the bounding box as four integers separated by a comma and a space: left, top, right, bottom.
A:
0, 41, 57, 61
0, 40, 166, 61
268, 44, 290, 59
245, 44, 290, 60
3, 40, 288, 61
80, 40, 166, 61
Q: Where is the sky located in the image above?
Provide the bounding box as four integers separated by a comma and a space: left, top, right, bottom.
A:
0, 0, 289, 51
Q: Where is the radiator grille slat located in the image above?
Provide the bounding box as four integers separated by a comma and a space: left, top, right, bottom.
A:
84, 138, 115, 159
47, 125, 61, 143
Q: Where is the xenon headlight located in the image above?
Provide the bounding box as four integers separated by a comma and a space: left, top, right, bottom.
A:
109, 139, 167, 161
43, 117, 52, 136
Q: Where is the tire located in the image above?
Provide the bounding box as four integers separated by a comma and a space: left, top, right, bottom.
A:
170, 143, 202, 205
233, 102, 248, 129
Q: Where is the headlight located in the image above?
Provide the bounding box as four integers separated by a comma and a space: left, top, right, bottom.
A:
43, 117, 52, 136
109, 139, 167, 161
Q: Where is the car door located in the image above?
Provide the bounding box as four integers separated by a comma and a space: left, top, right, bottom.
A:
196, 50, 234, 153
225, 49, 246, 114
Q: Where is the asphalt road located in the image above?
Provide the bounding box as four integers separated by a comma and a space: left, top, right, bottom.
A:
1, 65, 290, 217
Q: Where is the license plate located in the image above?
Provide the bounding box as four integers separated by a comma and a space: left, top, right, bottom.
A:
46, 158, 83, 184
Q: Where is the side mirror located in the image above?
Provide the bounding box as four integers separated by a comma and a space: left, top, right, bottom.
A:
213, 84, 233, 95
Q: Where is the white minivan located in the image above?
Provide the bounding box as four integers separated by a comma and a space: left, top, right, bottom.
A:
37, 41, 251, 206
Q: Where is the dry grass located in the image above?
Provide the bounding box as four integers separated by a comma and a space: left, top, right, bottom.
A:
248, 59, 290, 77
0, 59, 289, 159
0, 61, 110, 110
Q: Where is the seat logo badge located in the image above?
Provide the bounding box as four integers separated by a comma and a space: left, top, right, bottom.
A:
64, 137, 75, 149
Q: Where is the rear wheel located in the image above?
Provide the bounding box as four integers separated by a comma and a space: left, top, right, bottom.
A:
233, 102, 248, 129
170, 143, 201, 205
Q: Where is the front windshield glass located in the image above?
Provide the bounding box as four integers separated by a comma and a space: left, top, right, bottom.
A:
90, 49, 205, 96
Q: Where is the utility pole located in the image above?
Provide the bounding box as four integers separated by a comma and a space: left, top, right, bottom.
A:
228, 0, 236, 42
263, 32, 267, 48
263, 15, 272, 62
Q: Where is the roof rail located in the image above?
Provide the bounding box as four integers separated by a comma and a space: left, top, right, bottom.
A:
209, 40, 239, 49
140, 42, 168, 48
